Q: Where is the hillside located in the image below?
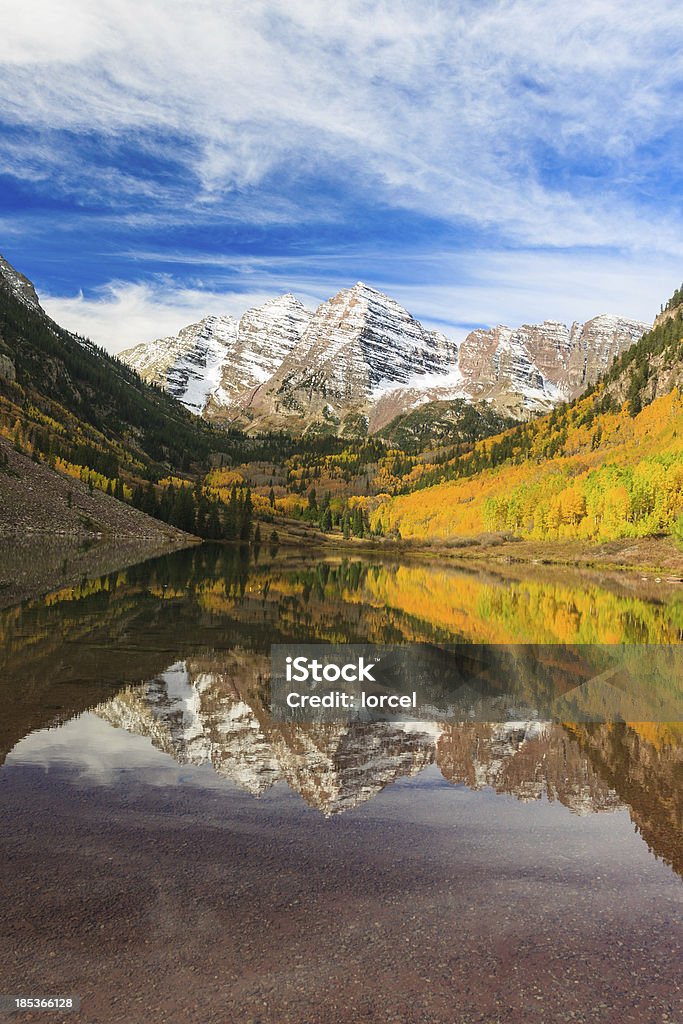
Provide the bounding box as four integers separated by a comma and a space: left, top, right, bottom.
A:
602, 304, 683, 414
0, 253, 244, 478
0, 437, 191, 543
0, 435, 195, 606
369, 292, 683, 544
377, 399, 516, 453
0, 253, 281, 543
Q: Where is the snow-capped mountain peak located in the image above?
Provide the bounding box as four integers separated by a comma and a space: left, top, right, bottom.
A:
119, 281, 649, 432
235, 283, 460, 431
120, 294, 312, 416
120, 314, 238, 415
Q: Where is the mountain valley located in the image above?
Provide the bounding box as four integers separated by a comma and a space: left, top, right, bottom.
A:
4, 248, 683, 570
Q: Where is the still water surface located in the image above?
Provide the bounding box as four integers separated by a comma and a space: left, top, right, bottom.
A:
1, 545, 682, 1023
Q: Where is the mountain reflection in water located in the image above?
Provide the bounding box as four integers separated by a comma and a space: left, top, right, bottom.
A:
2, 543, 683, 880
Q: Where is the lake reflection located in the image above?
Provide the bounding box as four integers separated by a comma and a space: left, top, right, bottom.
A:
1, 545, 683, 1023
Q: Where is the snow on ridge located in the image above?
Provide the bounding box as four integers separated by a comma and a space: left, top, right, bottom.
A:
119, 294, 311, 415
583, 312, 648, 328
118, 281, 651, 426
372, 363, 465, 398
0, 253, 42, 311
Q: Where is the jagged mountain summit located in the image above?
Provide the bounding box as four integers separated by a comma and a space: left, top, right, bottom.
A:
0, 254, 42, 311
233, 282, 459, 434
121, 282, 459, 430
120, 279, 648, 434
456, 314, 649, 416
120, 314, 237, 416
120, 293, 311, 416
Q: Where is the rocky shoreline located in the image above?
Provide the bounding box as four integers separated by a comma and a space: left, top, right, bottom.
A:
0, 438, 197, 608
0, 534, 196, 610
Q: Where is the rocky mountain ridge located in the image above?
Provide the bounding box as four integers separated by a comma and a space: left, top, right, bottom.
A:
121, 294, 312, 417
0, 254, 41, 312
456, 314, 647, 416
120, 281, 648, 434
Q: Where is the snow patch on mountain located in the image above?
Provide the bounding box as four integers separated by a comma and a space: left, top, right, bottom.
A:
0, 253, 42, 311
120, 294, 311, 417
120, 279, 650, 432
206, 293, 311, 412
120, 315, 238, 415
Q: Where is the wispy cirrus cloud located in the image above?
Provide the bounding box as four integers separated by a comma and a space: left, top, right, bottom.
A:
3, 0, 683, 349
43, 247, 674, 354
42, 277, 326, 354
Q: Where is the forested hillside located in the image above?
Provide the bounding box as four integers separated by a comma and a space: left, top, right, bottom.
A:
234, 283, 683, 547
0, 256, 269, 540
371, 387, 683, 541
5, 244, 683, 553
0, 262, 244, 475
368, 293, 683, 542
377, 399, 515, 453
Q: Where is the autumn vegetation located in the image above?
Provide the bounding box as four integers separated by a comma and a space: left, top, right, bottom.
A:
371, 387, 683, 542
263, 293, 683, 547
5, 261, 683, 552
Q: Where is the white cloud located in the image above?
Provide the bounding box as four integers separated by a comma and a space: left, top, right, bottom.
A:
397, 250, 677, 336
42, 246, 674, 354
7, 711, 236, 790
5, 0, 683, 351
41, 279, 306, 353
2, 0, 683, 251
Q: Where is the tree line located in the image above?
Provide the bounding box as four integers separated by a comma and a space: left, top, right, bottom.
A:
132, 480, 254, 540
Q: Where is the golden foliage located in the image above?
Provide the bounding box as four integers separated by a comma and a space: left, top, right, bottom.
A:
372, 390, 683, 541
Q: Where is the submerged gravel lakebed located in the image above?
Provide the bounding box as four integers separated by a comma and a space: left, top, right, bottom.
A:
1, 547, 682, 1024
1, 736, 681, 1024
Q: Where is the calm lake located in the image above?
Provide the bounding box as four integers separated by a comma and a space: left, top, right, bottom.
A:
1, 544, 682, 1024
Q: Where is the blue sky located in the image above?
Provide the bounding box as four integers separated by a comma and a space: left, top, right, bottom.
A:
2, 0, 683, 352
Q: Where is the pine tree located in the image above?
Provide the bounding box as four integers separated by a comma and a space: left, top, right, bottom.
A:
171, 486, 196, 533
159, 483, 175, 522
223, 484, 239, 539
141, 482, 159, 517
195, 493, 209, 536
240, 487, 253, 541
206, 502, 222, 540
